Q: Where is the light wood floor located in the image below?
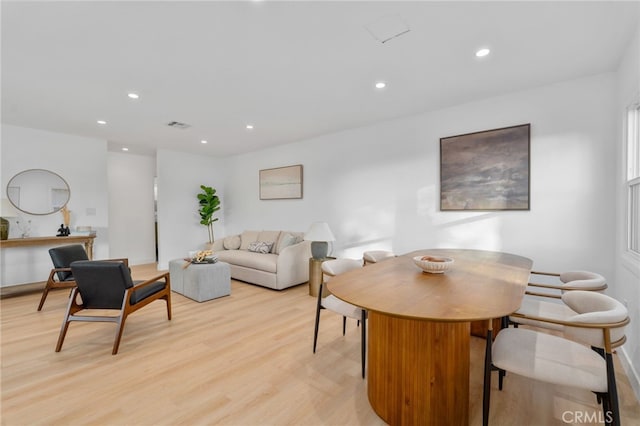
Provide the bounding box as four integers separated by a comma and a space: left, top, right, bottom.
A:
1, 264, 639, 425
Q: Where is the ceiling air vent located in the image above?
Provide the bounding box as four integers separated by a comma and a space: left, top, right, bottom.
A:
365, 15, 411, 44
167, 121, 191, 130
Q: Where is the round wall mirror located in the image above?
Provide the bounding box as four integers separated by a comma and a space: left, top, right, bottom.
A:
6, 169, 70, 215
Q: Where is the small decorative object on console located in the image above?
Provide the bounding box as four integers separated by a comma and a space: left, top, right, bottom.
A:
413, 255, 454, 274
56, 224, 70, 237
16, 218, 32, 238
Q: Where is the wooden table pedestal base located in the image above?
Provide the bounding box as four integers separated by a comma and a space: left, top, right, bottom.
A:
367, 311, 470, 426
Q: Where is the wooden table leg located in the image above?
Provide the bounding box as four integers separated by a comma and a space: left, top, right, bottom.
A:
367, 311, 470, 425
85, 239, 94, 260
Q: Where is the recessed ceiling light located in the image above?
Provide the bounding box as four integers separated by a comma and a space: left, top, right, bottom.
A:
246, 124, 254, 130
475, 48, 491, 58
201, 140, 208, 144
127, 93, 139, 99
375, 81, 387, 89
122, 147, 129, 151
97, 120, 107, 125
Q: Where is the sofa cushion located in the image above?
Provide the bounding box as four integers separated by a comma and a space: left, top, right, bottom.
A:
248, 241, 273, 254
223, 235, 241, 250
275, 232, 300, 254
240, 230, 259, 250
216, 250, 278, 273
258, 231, 281, 252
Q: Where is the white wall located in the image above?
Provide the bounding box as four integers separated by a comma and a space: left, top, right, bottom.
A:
0, 130, 223, 283
224, 69, 640, 390
223, 70, 640, 381
225, 74, 617, 280
614, 25, 640, 398
107, 152, 156, 265
1, 53, 636, 390
0, 125, 109, 286
156, 149, 227, 270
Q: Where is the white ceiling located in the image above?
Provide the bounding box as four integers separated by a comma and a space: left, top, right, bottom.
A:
2, 1, 638, 157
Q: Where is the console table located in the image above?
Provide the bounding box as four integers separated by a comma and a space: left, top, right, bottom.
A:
0, 235, 96, 259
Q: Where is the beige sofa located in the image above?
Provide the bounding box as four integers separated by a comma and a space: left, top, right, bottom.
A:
211, 230, 311, 290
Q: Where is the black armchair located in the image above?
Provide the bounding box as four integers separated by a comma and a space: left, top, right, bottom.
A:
38, 245, 129, 311
55, 260, 171, 355
38, 245, 90, 311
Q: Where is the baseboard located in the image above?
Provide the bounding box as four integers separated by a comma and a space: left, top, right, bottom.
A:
619, 346, 640, 403
0, 281, 45, 298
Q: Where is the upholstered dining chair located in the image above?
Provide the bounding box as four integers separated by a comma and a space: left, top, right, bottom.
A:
526, 270, 607, 298
55, 260, 171, 355
313, 258, 366, 378
509, 270, 608, 331
483, 291, 629, 426
38, 245, 129, 311
362, 250, 395, 266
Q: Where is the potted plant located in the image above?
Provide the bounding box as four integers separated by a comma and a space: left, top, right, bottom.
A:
197, 185, 221, 244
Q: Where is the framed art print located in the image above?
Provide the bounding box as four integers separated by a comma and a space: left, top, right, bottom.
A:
259, 164, 303, 200
440, 124, 530, 211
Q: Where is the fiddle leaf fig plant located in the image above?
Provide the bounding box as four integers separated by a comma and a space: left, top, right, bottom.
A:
197, 185, 221, 244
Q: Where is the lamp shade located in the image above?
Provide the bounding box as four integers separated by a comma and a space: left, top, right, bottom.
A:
304, 222, 336, 242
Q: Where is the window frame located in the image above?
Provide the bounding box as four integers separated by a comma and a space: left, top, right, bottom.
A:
625, 101, 640, 258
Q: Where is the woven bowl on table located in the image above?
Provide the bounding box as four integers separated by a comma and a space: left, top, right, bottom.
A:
412, 255, 454, 274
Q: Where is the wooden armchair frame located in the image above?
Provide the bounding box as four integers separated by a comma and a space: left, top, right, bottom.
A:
39, 258, 129, 311
39, 243, 130, 311
55, 262, 171, 355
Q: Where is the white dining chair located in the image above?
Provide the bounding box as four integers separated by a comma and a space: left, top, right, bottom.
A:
362, 250, 395, 265
483, 291, 629, 426
526, 270, 607, 298
510, 270, 608, 331
312, 258, 366, 378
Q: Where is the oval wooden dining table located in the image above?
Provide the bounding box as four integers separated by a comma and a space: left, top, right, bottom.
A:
327, 249, 533, 426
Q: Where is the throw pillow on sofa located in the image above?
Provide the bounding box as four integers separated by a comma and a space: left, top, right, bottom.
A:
223, 235, 241, 250
258, 231, 281, 253
275, 233, 299, 254
240, 230, 260, 250
248, 241, 274, 254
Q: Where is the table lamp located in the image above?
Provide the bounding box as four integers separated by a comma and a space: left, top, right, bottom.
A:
1, 198, 19, 240
304, 222, 336, 260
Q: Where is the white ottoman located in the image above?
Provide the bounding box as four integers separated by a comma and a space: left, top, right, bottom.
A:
169, 259, 231, 302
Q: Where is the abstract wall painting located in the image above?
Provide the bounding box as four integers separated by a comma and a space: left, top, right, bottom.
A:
440, 124, 530, 211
